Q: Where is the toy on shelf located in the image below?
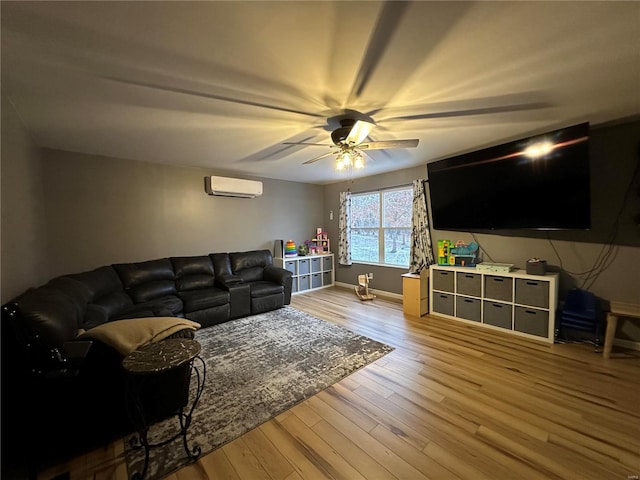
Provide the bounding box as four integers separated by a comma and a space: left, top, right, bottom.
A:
437, 240, 453, 265
437, 240, 479, 266
355, 274, 375, 301
450, 240, 479, 266
311, 230, 330, 254
284, 240, 297, 257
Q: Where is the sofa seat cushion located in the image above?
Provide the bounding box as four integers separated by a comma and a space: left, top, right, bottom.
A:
178, 288, 229, 313
78, 317, 201, 356
140, 295, 183, 315
249, 281, 284, 298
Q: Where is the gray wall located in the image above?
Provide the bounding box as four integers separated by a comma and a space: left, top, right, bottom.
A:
37, 149, 324, 280
1, 96, 49, 302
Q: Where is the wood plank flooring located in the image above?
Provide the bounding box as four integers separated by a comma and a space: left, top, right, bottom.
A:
39, 287, 640, 480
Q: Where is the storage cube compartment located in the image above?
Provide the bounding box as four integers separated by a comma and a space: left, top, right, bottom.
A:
284, 261, 297, 275
432, 292, 454, 316
311, 273, 322, 289
456, 272, 481, 297
514, 306, 549, 337
483, 301, 512, 329
322, 256, 333, 271
432, 270, 455, 292
298, 259, 310, 275
456, 296, 481, 322
298, 275, 310, 291
484, 275, 512, 301
322, 271, 332, 286
291, 278, 299, 293
311, 257, 322, 273
515, 279, 549, 308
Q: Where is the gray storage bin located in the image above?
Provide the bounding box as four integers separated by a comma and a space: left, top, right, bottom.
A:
456, 296, 481, 322
311, 257, 322, 273
483, 301, 512, 329
284, 261, 297, 275
514, 306, 549, 337
515, 278, 549, 308
456, 272, 481, 297
432, 270, 455, 292
311, 273, 322, 289
484, 275, 512, 301
298, 259, 310, 275
291, 278, 299, 293
298, 274, 311, 291
432, 292, 454, 316
322, 271, 332, 286
322, 256, 333, 271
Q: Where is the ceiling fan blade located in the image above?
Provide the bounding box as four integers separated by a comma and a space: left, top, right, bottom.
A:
345, 120, 376, 145
360, 139, 419, 150
302, 151, 336, 165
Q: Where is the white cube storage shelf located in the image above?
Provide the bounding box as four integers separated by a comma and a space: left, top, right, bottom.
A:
275, 253, 334, 294
429, 265, 559, 343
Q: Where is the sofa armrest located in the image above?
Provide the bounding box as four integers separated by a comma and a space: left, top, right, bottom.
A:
216, 273, 244, 289
264, 266, 293, 305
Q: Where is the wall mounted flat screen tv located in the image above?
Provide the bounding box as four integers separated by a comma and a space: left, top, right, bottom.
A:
427, 122, 591, 231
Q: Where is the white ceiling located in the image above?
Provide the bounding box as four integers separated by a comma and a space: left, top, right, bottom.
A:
2, 1, 639, 185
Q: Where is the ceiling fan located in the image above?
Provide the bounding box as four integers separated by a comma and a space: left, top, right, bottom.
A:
284, 117, 419, 170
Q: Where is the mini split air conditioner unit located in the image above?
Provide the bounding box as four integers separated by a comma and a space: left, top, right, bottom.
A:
204, 176, 263, 198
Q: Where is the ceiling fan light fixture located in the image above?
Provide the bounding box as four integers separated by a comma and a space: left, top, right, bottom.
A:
354, 152, 365, 169
335, 148, 366, 171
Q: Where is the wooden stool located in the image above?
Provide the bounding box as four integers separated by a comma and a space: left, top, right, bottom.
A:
603, 302, 640, 359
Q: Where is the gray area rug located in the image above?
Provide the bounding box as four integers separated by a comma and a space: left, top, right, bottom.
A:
125, 306, 394, 479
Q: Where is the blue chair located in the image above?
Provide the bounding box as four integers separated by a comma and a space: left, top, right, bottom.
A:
556, 288, 600, 346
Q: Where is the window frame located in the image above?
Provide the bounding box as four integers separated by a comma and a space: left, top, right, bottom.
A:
349, 185, 413, 268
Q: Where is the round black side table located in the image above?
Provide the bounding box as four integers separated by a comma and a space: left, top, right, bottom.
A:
122, 338, 206, 480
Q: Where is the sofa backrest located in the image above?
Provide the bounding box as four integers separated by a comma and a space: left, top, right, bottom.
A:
171, 256, 215, 292
9, 266, 126, 349
113, 258, 177, 303
229, 250, 273, 283
68, 266, 131, 329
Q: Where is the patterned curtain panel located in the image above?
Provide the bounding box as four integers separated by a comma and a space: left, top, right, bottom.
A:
409, 179, 435, 273
338, 191, 352, 266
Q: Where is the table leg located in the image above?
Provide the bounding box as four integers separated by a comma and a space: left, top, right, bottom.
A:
603, 313, 618, 359
178, 355, 206, 459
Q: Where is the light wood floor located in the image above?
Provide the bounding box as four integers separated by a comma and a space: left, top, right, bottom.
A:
39, 287, 640, 480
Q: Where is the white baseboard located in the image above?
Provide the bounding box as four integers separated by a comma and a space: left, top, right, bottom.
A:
334, 281, 403, 302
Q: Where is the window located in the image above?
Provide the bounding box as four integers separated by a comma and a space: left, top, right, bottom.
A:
350, 186, 413, 266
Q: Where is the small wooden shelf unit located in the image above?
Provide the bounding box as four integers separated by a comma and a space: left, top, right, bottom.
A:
402, 270, 429, 317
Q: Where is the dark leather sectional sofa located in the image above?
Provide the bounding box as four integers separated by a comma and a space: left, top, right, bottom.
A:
1, 249, 292, 473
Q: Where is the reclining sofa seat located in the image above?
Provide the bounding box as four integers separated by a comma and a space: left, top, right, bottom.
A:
171, 255, 230, 327
112, 258, 183, 317
226, 249, 293, 315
